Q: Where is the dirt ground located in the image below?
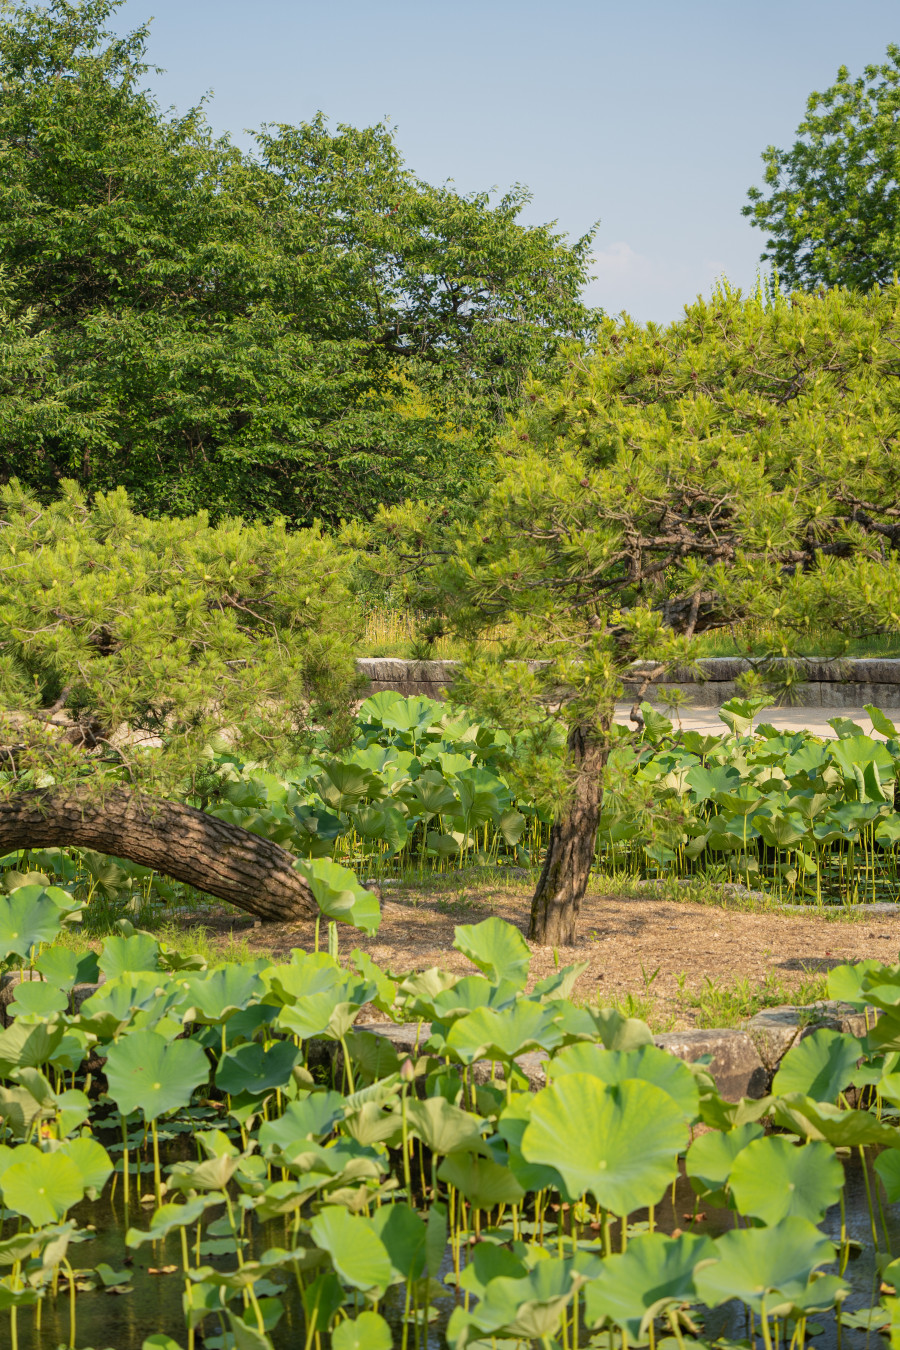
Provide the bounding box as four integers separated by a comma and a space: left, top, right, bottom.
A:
191, 872, 900, 1031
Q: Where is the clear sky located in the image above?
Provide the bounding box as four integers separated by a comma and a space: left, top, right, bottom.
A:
114, 0, 899, 323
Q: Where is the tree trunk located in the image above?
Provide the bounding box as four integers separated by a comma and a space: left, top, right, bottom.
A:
528, 725, 607, 946
0, 786, 318, 923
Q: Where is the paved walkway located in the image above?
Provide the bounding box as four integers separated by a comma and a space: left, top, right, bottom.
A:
613, 704, 885, 738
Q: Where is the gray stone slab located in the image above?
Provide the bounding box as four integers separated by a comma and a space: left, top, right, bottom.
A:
654, 1028, 768, 1101
744, 1001, 870, 1072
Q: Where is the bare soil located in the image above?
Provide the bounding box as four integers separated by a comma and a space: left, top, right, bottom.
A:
191, 871, 899, 1031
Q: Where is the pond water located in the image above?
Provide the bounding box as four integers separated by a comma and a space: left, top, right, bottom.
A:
10, 1148, 897, 1350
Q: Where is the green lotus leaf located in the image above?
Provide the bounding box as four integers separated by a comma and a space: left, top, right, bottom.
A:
308, 1205, 393, 1294
331, 1312, 392, 1350
97, 932, 162, 979
0, 886, 64, 959
729, 1136, 843, 1225
104, 1027, 210, 1120
74, 971, 176, 1040
179, 963, 265, 1024
293, 858, 381, 935
126, 1195, 224, 1247
686, 1121, 764, 1204
496, 1094, 565, 1194
446, 1256, 578, 1344
452, 916, 531, 989
34, 945, 100, 990
446, 1001, 561, 1064
547, 1043, 699, 1121
6, 980, 67, 1021
404, 1096, 488, 1156
430, 975, 521, 1024
257, 1091, 345, 1154
522, 1074, 687, 1212
774, 1093, 900, 1147
438, 1153, 526, 1209
592, 1007, 655, 1050
215, 1040, 300, 1097
772, 1028, 863, 1103
60, 1136, 113, 1198
0, 1019, 66, 1076
370, 1203, 427, 1282
875, 1149, 900, 1201
694, 1217, 842, 1317
583, 1232, 716, 1340
826, 959, 885, 1006
0, 1146, 84, 1225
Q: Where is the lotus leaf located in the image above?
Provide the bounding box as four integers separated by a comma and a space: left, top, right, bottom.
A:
0, 886, 65, 959
257, 1091, 345, 1152
308, 1205, 393, 1293
331, 1311, 392, 1350
34, 946, 100, 989
437, 1153, 525, 1208
694, 1217, 841, 1317
1, 1146, 84, 1225
446, 1256, 578, 1345
446, 1001, 561, 1064
729, 1135, 843, 1224
522, 1074, 687, 1211
61, 1136, 113, 1197
293, 858, 381, 934
0, 1019, 65, 1076
404, 1096, 488, 1156
369, 1202, 428, 1281
453, 916, 531, 988
547, 1043, 699, 1121
583, 1232, 715, 1340
215, 1040, 300, 1097
6, 980, 67, 1021
97, 932, 162, 979
686, 1121, 764, 1204
772, 1027, 863, 1102
179, 963, 265, 1024
104, 1027, 209, 1120
774, 1093, 900, 1147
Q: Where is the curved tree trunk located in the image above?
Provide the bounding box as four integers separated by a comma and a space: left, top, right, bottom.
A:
528, 724, 608, 946
0, 786, 318, 923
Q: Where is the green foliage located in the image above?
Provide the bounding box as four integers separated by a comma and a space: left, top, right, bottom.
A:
0, 0, 597, 525
0, 480, 360, 793
744, 46, 900, 291
4, 914, 900, 1347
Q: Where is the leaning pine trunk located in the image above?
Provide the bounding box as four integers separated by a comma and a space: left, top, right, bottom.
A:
0, 786, 318, 923
528, 723, 608, 946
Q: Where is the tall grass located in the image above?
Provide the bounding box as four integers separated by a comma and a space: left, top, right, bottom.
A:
361, 605, 900, 660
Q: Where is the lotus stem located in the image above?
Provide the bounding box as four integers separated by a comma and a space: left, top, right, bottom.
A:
858, 1147, 880, 1252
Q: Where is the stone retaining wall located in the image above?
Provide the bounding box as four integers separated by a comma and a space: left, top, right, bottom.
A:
356, 656, 900, 708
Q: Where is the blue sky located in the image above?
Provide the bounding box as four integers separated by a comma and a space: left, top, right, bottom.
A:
115, 0, 899, 322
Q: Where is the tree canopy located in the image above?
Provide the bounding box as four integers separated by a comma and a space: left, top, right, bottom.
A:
744, 46, 900, 292
0, 479, 359, 796
361, 283, 900, 941
0, 0, 597, 525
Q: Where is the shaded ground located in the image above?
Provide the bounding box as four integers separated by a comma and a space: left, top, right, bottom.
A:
187, 870, 898, 1031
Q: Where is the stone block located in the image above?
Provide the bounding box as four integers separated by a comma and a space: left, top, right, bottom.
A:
744, 1001, 870, 1072
654, 1028, 768, 1101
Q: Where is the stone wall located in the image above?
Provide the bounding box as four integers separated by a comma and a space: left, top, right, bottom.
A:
356, 656, 900, 707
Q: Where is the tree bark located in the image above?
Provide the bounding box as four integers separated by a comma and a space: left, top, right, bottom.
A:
528, 725, 608, 946
0, 786, 318, 923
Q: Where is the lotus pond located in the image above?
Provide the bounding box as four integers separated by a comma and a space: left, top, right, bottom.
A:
5, 693, 900, 924
4, 885, 900, 1350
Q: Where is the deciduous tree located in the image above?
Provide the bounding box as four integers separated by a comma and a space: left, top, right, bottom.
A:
744, 47, 900, 292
